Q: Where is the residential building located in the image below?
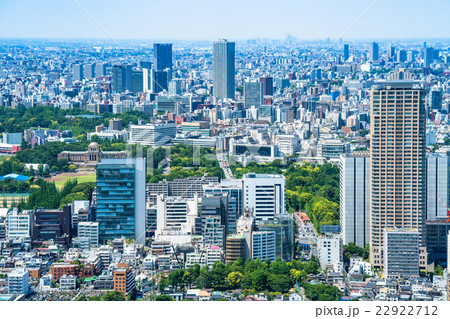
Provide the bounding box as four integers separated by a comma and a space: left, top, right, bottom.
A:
370, 81, 427, 267
113, 263, 136, 298
7, 268, 30, 296
6, 209, 34, 240
317, 236, 343, 270
77, 222, 99, 249
60, 274, 77, 290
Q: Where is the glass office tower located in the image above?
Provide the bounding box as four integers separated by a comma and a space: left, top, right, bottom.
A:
96, 158, 146, 245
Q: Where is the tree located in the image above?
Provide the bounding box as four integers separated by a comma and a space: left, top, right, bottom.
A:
434, 264, 444, 276
88, 295, 101, 301
268, 274, 294, 293
155, 294, 173, 301
102, 291, 125, 301
251, 268, 268, 291
226, 271, 244, 290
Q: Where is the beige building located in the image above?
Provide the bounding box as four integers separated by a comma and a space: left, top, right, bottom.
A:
58, 142, 127, 166
369, 81, 426, 268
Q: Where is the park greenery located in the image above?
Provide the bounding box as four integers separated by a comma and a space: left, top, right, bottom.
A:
0, 105, 151, 136
231, 160, 340, 231
156, 256, 340, 301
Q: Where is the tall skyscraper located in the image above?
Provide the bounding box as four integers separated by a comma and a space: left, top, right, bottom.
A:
96, 158, 146, 245
428, 86, 443, 112
84, 64, 95, 79
426, 153, 449, 221
343, 44, 349, 61
213, 39, 235, 100
73, 64, 84, 81
153, 43, 172, 71
369, 42, 379, 61
370, 81, 426, 267
340, 153, 370, 248
424, 47, 434, 67
244, 81, 263, 108
259, 76, 274, 96
111, 64, 132, 93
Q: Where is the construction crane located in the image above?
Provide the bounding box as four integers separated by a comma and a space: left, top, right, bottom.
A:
434, 193, 450, 222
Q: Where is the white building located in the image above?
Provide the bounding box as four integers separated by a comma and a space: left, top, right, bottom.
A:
129, 123, 176, 147
340, 153, 370, 247
71, 200, 89, 228
60, 274, 77, 290
156, 195, 198, 233
8, 268, 30, 296
243, 173, 285, 222
6, 209, 34, 240
78, 222, 99, 249
275, 134, 302, 156
252, 231, 276, 261
317, 236, 343, 270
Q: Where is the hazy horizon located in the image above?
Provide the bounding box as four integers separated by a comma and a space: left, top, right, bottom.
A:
1, 0, 450, 41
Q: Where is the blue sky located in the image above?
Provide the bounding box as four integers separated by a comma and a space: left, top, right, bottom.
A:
0, 0, 449, 40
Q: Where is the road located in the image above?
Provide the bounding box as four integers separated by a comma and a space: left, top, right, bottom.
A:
216, 151, 233, 179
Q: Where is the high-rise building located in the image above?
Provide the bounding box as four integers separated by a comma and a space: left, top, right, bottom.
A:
153, 43, 172, 71
225, 235, 246, 263
257, 214, 294, 261
383, 228, 420, 279
95, 63, 107, 77
84, 64, 95, 79
131, 69, 143, 93
397, 50, 407, 63
428, 86, 443, 112
387, 45, 395, 58
426, 153, 449, 221
243, 173, 285, 222
73, 64, 84, 81
96, 158, 146, 245
213, 39, 235, 100
111, 64, 132, 93
424, 47, 434, 67
343, 44, 349, 61
340, 153, 370, 247
150, 69, 169, 93
113, 263, 135, 299
244, 81, 263, 108
370, 81, 426, 267
259, 76, 274, 96
369, 42, 379, 61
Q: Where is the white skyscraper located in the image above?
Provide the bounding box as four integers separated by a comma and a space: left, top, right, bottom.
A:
78, 222, 99, 249
340, 153, 370, 247
6, 209, 34, 240
243, 173, 286, 222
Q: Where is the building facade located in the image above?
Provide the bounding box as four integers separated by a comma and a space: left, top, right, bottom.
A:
213, 39, 235, 100
340, 153, 370, 247
370, 81, 426, 267
96, 158, 146, 244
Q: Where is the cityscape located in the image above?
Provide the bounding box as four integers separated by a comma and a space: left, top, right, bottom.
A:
1, 0, 450, 308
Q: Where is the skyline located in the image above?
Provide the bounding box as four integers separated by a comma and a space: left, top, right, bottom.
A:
1, 0, 450, 41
